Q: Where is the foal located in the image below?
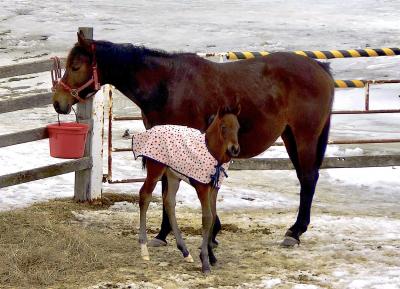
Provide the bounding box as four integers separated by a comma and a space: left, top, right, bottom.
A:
133, 106, 240, 274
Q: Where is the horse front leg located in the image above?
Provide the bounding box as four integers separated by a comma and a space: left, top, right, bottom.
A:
211, 191, 221, 248
195, 183, 213, 274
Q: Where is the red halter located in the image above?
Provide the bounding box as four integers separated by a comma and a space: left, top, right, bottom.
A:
51, 43, 100, 103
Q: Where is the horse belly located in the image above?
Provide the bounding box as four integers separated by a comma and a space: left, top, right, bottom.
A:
238, 116, 286, 158
168, 168, 191, 184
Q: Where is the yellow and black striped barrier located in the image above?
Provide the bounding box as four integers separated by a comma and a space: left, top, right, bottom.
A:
227, 48, 400, 60
334, 79, 400, 88
334, 80, 366, 88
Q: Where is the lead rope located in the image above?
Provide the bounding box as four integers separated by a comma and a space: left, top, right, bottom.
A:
51, 56, 62, 90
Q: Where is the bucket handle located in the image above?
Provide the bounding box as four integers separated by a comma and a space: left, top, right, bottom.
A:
57, 106, 79, 126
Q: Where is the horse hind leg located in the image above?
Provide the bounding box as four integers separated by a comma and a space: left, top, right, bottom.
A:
281, 119, 330, 246
163, 170, 193, 263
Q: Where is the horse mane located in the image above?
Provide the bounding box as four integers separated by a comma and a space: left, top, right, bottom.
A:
218, 106, 240, 117
89, 40, 196, 69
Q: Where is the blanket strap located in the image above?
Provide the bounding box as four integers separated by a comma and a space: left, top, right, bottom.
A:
210, 164, 228, 189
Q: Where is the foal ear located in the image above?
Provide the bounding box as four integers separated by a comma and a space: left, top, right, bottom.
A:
234, 104, 241, 116
77, 31, 91, 51
208, 114, 216, 126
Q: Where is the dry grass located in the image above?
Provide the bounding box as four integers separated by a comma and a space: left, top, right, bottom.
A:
0, 194, 141, 289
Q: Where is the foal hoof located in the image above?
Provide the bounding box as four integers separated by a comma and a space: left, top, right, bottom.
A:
140, 244, 150, 261
184, 254, 194, 263
281, 236, 300, 247
148, 238, 167, 247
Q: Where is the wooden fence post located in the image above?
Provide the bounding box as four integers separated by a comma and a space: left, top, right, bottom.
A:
74, 27, 104, 201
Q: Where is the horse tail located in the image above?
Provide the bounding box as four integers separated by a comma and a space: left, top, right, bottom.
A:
142, 158, 147, 170
316, 61, 332, 77
316, 116, 331, 168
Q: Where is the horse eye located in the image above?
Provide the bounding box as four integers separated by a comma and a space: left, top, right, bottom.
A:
71, 66, 80, 72
221, 125, 227, 134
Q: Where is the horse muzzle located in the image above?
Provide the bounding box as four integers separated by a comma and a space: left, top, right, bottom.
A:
228, 145, 240, 157
53, 100, 71, 114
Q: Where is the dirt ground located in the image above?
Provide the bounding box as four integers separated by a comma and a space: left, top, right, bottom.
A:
1, 186, 399, 289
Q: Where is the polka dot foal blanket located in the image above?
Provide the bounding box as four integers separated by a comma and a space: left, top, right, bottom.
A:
132, 125, 229, 188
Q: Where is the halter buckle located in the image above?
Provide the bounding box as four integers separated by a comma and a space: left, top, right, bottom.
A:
70, 89, 79, 98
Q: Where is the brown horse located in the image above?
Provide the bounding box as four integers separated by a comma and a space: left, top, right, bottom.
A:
52, 32, 334, 247
135, 107, 240, 273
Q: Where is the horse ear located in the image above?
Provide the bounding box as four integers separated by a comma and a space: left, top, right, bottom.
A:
77, 31, 91, 51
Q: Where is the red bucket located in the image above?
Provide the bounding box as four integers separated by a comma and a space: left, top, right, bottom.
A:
47, 122, 89, 159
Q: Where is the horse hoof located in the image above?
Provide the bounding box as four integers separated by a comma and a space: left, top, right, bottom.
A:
202, 267, 211, 275
148, 238, 167, 247
280, 236, 300, 247
210, 257, 217, 266
184, 254, 194, 263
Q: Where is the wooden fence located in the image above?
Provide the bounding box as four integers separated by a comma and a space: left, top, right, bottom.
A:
1, 26, 399, 195
0, 27, 103, 201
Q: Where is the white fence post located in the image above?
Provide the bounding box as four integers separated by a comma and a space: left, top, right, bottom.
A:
74, 27, 104, 201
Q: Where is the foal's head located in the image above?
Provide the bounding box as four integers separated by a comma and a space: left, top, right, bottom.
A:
52, 32, 99, 114
206, 105, 241, 164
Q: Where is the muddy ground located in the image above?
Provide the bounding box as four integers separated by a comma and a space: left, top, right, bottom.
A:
1, 174, 399, 289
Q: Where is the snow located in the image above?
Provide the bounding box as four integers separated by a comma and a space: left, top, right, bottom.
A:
0, 0, 400, 288
292, 285, 320, 289
260, 278, 282, 288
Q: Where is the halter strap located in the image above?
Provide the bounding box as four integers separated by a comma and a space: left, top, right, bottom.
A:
51, 43, 100, 103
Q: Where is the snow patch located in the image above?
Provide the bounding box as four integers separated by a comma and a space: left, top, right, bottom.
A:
260, 278, 282, 288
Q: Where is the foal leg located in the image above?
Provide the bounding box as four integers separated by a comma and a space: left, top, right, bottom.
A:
139, 160, 166, 260
148, 175, 170, 247
152, 192, 222, 248
195, 183, 213, 274
208, 188, 218, 266
163, 171, 193, 263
